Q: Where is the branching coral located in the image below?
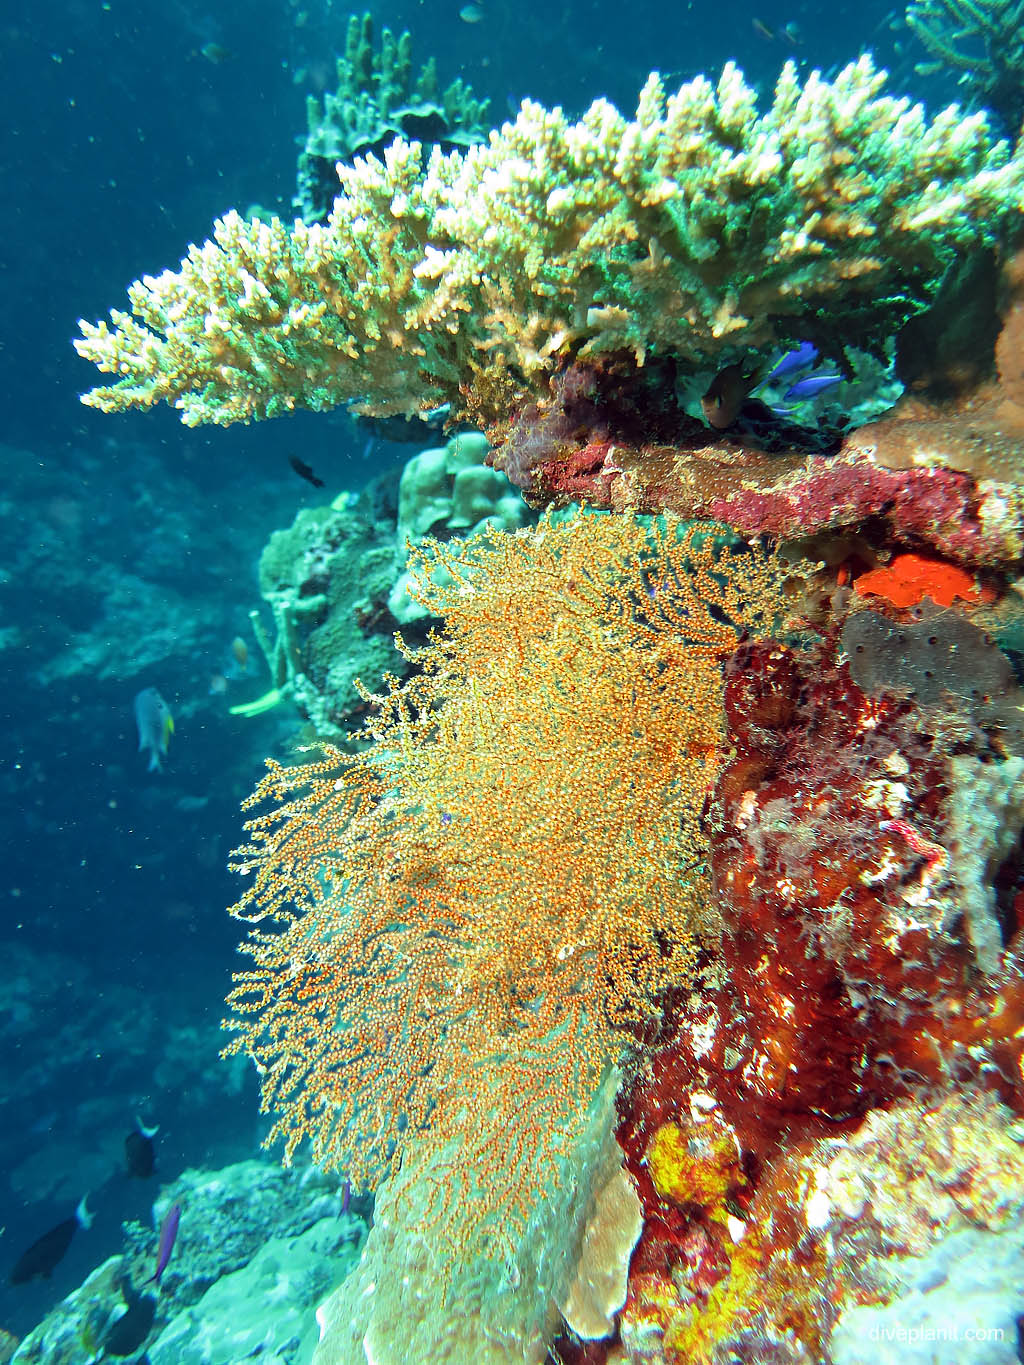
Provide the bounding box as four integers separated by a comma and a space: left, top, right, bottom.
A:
76, 58, 1024, 430
221, 513, 784, 1261
295, 11, 488, 225
906, 0, 1024, 136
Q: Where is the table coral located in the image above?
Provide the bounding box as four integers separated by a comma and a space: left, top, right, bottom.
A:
75, 59, 1024, 432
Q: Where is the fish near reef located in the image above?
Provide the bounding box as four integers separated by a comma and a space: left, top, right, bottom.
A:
134, 687, 174, 772
9, 1195, 92, 1283
703, 344, 842, 429
125, 1116, 159, 1178
147, 1201, 181, 1286
701, 362, 763, 429
288, 454, 325, 488
762, 340, 818, 383
783, 373, 842, 401
103, 1276, 157, 1357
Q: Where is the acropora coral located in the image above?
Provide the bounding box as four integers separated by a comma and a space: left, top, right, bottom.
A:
75, 58, 1024, 432
295, 11, 488, 224
906, 0, 1024, 136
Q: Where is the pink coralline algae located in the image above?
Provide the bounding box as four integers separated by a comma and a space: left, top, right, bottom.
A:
552, 431, 1017, 563
490, 371, 1024, 568
486, 249, 1024, 570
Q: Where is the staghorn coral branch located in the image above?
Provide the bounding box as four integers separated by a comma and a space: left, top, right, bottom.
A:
906, 0, 1024, 133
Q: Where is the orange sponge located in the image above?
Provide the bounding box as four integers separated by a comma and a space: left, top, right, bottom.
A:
853, 552, 982, 609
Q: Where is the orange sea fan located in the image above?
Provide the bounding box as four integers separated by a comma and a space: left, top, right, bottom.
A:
222, 513, 785, 1256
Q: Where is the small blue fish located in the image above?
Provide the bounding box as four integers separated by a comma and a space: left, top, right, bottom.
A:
783, 373, 843, 401
134, 688, 174, 772
761, 341, 818, 385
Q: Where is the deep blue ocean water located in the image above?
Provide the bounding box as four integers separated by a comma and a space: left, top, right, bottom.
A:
0, 0, 953, 1339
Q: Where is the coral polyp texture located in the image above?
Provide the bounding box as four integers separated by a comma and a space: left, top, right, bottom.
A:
75, 57, 1024, 431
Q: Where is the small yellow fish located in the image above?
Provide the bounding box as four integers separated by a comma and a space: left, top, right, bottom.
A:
459, 3, 485, 21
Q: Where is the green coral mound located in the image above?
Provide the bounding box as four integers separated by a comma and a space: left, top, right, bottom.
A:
76, 56, 1024, 431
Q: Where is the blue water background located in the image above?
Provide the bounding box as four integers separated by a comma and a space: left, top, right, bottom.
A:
0, 0, 934, 1335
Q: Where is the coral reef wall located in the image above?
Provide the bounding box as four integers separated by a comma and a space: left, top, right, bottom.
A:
74, 43, 1024, 1365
